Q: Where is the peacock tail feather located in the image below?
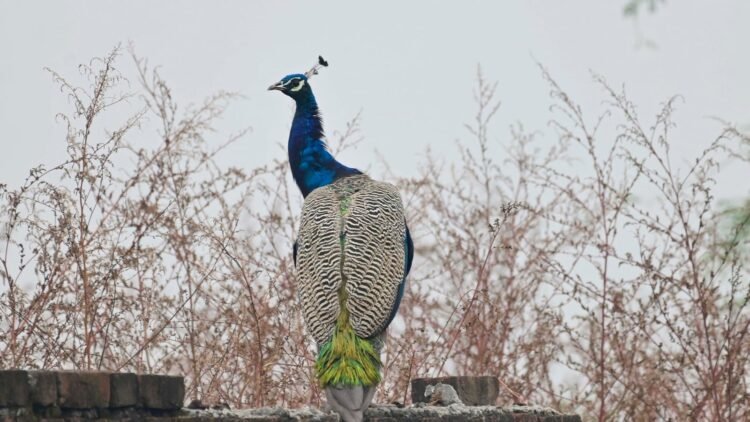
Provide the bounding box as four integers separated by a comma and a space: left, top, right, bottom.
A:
315, 296, 381, 387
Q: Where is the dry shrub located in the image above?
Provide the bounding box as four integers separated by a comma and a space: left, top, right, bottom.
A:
1, 48, 749, 421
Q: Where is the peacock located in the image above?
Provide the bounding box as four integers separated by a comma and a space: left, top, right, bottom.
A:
269, 57, 414, 422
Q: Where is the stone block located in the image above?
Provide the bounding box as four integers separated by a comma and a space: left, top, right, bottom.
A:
0, 370, 29, 407
137, 374, 184, 410
411, 376, 499, 406
56, 371, 110, 409
110, 372, 138, 407
28, 371, 57, 406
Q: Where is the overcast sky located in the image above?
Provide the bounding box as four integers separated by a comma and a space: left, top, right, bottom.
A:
1, 1, 749, 201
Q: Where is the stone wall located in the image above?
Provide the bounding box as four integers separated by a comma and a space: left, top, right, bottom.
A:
0, 371, 581, 421
0, 370, 184, 420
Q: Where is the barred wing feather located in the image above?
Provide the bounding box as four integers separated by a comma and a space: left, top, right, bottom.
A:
296, 187, 343, 344
343, 181, 406, 338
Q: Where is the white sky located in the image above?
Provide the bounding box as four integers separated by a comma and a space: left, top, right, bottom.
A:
1, 1, 749, 201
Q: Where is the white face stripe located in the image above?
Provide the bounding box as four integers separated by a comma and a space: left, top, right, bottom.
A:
289, 79, 306, 92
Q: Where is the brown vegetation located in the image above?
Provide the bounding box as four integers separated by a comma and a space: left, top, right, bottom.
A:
1, 48, 748, 421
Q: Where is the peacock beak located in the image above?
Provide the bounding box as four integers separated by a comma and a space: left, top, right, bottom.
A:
268, 82, 284, 91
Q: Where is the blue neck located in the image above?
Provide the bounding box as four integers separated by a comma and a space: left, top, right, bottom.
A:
288, 89, 361, 197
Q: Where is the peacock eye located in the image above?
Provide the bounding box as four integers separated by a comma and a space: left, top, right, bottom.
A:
289, 79, 306, 92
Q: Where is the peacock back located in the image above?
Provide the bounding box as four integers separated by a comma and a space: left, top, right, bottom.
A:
296, 174, 407, 346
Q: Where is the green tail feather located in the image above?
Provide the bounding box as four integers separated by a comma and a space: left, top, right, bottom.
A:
315, 306, 381, 387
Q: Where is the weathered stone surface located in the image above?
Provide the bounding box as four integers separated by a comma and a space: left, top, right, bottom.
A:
180, 407, 339, 421
110, 372, 138, 407
412, 376, 500, 406
138, 374, 185, 410
28, 370, 57, 406
178, 405, 581, 422
0, 370, 29, 407
57, 371, 110, 409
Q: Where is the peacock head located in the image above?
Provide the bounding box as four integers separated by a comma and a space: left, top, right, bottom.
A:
267, 74, 311, 99
268, 56, 328, 100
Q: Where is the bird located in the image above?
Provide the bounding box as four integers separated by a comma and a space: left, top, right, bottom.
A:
269, 58, 414, 422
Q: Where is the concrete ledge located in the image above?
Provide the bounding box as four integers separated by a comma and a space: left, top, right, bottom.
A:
179, 404, 582, 421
